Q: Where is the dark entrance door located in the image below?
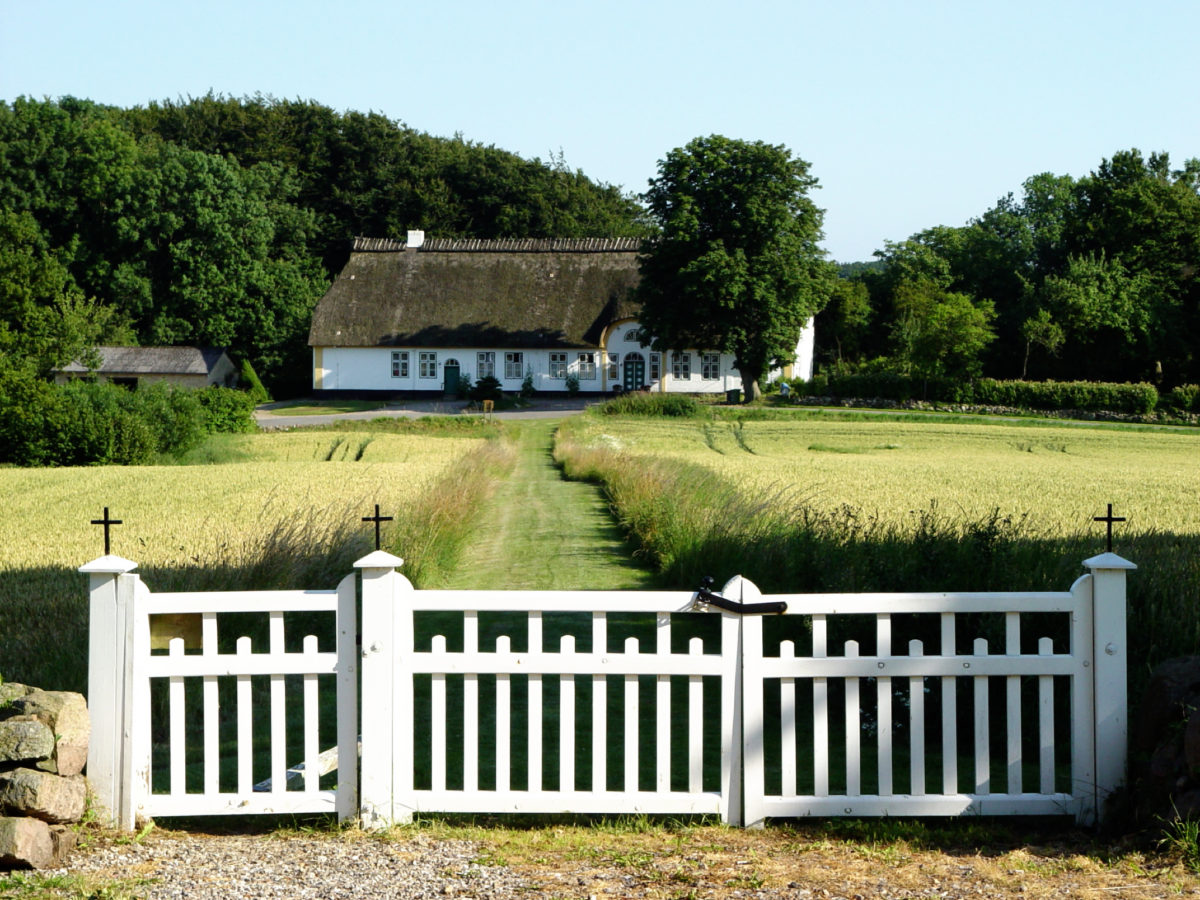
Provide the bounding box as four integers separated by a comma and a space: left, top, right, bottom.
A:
622, 353, 645, 392
444, 360, 460, 396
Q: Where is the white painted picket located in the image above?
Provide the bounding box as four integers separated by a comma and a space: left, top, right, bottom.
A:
356, 551, 743, 827
83, 556, 358, 829
736, 572, 1113, 825
84, 550, 1132, 830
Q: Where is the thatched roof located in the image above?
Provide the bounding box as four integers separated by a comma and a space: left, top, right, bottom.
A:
59, 346, 230, 375
309, 237, 644, 349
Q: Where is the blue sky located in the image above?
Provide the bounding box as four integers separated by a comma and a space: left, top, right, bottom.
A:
3, 0, 1197, 262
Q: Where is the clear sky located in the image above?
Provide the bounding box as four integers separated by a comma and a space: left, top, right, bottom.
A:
2, 0, 1197, 262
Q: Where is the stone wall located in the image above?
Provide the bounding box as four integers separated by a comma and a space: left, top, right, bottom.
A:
0, 682, 89, 869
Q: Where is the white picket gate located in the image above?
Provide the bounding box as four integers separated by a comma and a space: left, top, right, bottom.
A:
84, 550, 1133, 829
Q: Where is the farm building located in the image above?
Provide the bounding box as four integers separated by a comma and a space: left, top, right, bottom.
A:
55, 346, 237, 389
308, 232, 815, 396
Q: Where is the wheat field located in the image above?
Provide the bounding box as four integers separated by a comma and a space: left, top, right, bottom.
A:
573, 416, 1200, 536
0, 431, 481, 578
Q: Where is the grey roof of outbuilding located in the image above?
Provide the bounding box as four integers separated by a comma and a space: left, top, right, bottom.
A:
59, 346, 230, 375
309, 237, 644, 349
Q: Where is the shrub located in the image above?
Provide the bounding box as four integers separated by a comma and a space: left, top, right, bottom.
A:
1165, 384, 1199, 413
469, 375, 504, 402
239, 358, 270, 404
197, 387, 258, 433
521, 367, 536, 398
968, 379, 1158, 414
597, 393, 703, 418
565, 372, 580, 395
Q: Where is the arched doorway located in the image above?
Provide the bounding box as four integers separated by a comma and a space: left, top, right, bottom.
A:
622, 352, 645, 392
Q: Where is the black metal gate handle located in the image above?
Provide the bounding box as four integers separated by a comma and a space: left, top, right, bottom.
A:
694, 577, 788, 615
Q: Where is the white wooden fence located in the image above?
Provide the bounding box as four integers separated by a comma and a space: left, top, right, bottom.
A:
84, 550, 1133, 829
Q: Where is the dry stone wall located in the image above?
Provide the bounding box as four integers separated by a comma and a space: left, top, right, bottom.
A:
0, 682, 89, 869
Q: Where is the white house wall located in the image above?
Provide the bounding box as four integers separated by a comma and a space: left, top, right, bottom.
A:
312, 318, 814, 394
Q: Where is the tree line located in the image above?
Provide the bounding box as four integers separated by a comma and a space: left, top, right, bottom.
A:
2, 93, 1196, 399
817, 150, 1200, 389
0, 94, 648, 394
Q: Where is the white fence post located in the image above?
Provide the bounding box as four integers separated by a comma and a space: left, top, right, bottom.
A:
1085, 552, 1135, 825
81, 554, 140, 829
355, 550, 411, 828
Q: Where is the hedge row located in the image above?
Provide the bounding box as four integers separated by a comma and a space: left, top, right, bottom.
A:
796, 374, 1170, 415
0, 373, 258, 466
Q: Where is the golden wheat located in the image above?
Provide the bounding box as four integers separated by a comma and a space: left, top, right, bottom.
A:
0, 431, 481, 574
574, 417, 1200, 535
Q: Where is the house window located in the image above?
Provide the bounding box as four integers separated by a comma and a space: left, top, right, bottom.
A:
391, 351, 409, 378
419, 351, 437, 379
671, 352, 691, 380
549, 352, 568, 379
577, 352, 597, 380
649, 353, 661, 381
607, 353, 619, 380
477, 352, 495, 379
701, 353, 721, 380
504, 352, 523, 380
623, 328, 641, 342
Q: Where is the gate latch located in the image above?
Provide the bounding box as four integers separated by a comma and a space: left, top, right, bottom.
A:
692, 576, 788, 615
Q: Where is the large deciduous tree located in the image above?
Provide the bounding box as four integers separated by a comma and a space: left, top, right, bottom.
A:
634, 136, 834, 400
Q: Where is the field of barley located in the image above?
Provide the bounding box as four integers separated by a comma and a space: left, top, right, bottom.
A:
574, 415, 1200, 536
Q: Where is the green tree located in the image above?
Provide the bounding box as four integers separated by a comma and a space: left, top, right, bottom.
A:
634, 135, 833, 401
815, 277, 871, 367
0, 209, 130, 377
890, 280, 996, 380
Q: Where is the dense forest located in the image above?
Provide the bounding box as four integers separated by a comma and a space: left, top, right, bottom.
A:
819, 152, 1200, 388
1, 94, 1197, 399
0, 94, 648, 394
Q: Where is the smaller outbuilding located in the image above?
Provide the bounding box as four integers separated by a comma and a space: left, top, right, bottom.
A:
55, 346, 238, 390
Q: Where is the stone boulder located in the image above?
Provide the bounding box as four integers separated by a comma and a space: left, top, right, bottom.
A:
4, 690, 89, 776
0, 816, 53, 870
0, 719, 56, 768
0, 768, 87, 824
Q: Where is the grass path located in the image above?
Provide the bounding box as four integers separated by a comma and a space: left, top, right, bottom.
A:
442, 420, 654, 590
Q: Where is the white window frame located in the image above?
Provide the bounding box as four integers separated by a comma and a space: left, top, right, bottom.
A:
419, 351, 437, 379
607, 353, 619, 380
577, 352, 597, 380
649, 352, 661, 382
390, 351, 409, 378
623, 328, 641, 342
477, 351, 495, 380
504, 351, 523, 380
549, 352, 568, 379
671, 351, 691, 380
701, 352, 721, 380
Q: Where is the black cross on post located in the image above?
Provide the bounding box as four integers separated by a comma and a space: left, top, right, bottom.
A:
362, 504, 393, 552
90, 507, 122, 556
1093, 503, 1126, 553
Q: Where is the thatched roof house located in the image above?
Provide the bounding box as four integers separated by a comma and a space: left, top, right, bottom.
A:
55, 346, 237, 389
308, 232, 813, 396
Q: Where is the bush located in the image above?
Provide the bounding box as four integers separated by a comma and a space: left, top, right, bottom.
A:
1165, 384, 1199, 413
239, 358, 270, 404
597, 392, 703, 418
521, 367, 536, 398
967, 379, 1158, 414
565, 372, 580, 395
197, 387, 258, 433
469, 375, 504, 402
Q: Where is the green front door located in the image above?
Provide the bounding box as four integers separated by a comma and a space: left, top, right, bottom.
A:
444, 361, 460, 396
623, 354, 645, 391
